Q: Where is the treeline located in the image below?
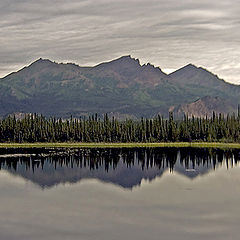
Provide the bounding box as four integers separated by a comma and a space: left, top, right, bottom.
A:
0, 112, 240, 143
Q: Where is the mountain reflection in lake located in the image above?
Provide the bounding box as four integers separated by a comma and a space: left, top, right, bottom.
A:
0, 147, 239, 189
0, 147, 240, 240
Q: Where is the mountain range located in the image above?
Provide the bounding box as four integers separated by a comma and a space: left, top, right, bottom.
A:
0, 55, 239, 118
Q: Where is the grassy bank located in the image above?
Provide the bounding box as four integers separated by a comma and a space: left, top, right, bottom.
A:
0, 142, 239, 149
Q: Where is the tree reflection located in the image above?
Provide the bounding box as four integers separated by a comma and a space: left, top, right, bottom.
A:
0, 147, 239, 174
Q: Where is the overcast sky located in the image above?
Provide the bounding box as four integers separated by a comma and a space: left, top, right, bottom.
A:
0, 0, 240, 84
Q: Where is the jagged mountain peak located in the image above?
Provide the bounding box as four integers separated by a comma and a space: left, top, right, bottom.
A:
112, 55, 139, 62
92, 55, 167, 88
94, 55, 166, 75
168, 62, 229, 88
94, 55, 141, 69
17, 58, 57, 75
34, 57, 52, 63
30, 58, 56, 67
2, 58, 56, 79
170, 63, 199, 76
118, 54, 136, 60
184, 63, 198, 69
169, 63, 222, 79
9, 58, 84, 80
96, 55, 165, 72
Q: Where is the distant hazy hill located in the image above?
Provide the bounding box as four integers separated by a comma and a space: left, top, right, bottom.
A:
0, 56, 239, 118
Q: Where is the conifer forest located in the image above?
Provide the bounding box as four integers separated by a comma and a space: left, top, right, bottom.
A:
0, 112, 240, 143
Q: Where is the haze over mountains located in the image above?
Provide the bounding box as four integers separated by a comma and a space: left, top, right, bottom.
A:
0, 55, 239, 118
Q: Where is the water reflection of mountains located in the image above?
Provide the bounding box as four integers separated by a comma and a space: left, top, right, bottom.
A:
0, 148, 239, 189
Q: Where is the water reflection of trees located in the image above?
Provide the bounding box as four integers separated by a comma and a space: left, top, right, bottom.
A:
0, 148, 239, 173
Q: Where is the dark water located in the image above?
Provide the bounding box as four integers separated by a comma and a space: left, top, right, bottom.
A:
0, 147, 240, 240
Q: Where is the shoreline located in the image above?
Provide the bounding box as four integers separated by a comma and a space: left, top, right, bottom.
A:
0, 142, 239, 149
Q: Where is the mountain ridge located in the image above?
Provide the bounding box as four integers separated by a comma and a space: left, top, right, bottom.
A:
0, 55, 239, 118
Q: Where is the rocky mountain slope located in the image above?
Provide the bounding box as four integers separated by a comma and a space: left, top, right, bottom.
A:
171, 96, 237, 118
0, 56, 239, 118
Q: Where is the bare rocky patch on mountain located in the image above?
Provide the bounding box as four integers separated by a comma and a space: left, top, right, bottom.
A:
171, 96, 237, 118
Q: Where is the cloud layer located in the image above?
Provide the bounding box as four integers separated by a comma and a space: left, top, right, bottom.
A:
0, 0, 240, 83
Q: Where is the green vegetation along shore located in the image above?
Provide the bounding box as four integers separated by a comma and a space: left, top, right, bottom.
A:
0, 142, 240, 149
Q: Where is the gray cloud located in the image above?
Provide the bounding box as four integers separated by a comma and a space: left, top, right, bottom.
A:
0, 0, 239, 83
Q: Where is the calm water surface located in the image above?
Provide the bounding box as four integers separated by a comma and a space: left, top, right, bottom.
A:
0, 147, 240, 240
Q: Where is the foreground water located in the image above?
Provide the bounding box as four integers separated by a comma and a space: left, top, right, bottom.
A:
0, 147, 240, 240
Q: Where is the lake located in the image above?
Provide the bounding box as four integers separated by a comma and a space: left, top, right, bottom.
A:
0, 147, 240, 240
